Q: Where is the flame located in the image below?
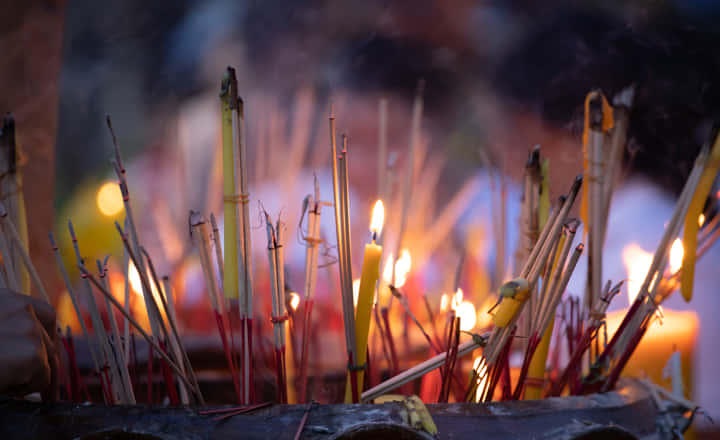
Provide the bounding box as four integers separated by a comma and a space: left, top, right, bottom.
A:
452, 288, 463, 309
289, 291, 300, 311
96, 182, 124, 217
440, 293, 449, 312
353, 278, 360, 307
394, 249, 412, 288
128, 260, 161, 303
669, 238, 684, 274
447, 288, 476, 331
622, 243, 654, 304
699, 213, 706, 227
370, 200, 385, 236
382, 253, 394, 283
455, 301, 477, 331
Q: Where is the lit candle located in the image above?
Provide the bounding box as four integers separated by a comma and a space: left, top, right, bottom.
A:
345, 200, 384, 402
605, 241, 699, 399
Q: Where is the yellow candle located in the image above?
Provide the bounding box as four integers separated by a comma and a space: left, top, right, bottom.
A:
220, 73, 239, 299
345, 200, 384, 402
605, 308, 698, 399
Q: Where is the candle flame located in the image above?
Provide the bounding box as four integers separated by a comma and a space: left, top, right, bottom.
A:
370, 200, 385, 236
454, 301, 477, 331
440, 293, 449, 312
96, 182, 124, 217
382, 253, 394, 283
669, 238, 683, 274
128, 260, 161, 301
289, 291, 300, 311
394, 249, 412, 288
353, 278, 360, 308
622, 243, 654, 305
699, 213, 706, 227
452, 288, 463, 309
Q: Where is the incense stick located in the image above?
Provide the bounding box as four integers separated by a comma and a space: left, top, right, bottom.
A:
361, 333, 488, 402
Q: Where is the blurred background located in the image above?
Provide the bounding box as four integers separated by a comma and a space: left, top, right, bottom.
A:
3, 0, 720, 434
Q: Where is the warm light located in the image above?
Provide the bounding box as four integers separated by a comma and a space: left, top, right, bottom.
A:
128, 261, 143, 295
128, 261, 160, 301
622, 243, 654, 304
382, 253, 394, 283
472, 356, 488, 402
370, 200, 385, 236
452, 288, 464, 309
699, 213, 706, 227
440, 293, 449, 312
96, 182, 124, 217
669, 238, 684, 274
353, 279, 360, 307
455, 301, 477, 331
289, 291, 300, 311
475, 297, 496, 329
394, 249, 412, 288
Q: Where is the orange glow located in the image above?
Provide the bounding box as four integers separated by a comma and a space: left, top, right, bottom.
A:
472, 356, 488, 402
394, 249, 412, 288
699, 213, 706, 227
382, 253, 394, 283
289, 291, 300, 311
96, 182, 124, 217
370, 200, 385, 236
128, 261, 162, 306
669, 238, 683, 274
440, 293, 449, 312
353, 278, 360, 307
454, 301, 477, 331
622, 243, 654, 305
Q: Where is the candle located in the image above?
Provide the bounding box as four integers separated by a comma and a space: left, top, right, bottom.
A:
605, 308, 698, 399
345, 200, 384, 402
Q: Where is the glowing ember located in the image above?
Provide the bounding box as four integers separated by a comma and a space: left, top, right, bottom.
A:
370, 200, 385, 236
394, 249, 412, 288
669, 238, 684, 274
289, 291, 300, 311
96, 182, 124, 217
622, 243, 654, 304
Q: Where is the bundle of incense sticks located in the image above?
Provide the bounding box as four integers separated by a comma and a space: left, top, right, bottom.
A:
189, 211, 241, 402
328, 111, 360, 403
298, 175, 328, 402
220, 67, 255, 405
478, 175, 583, 401
8, 76, 720, 411
264, 211, 288, 404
